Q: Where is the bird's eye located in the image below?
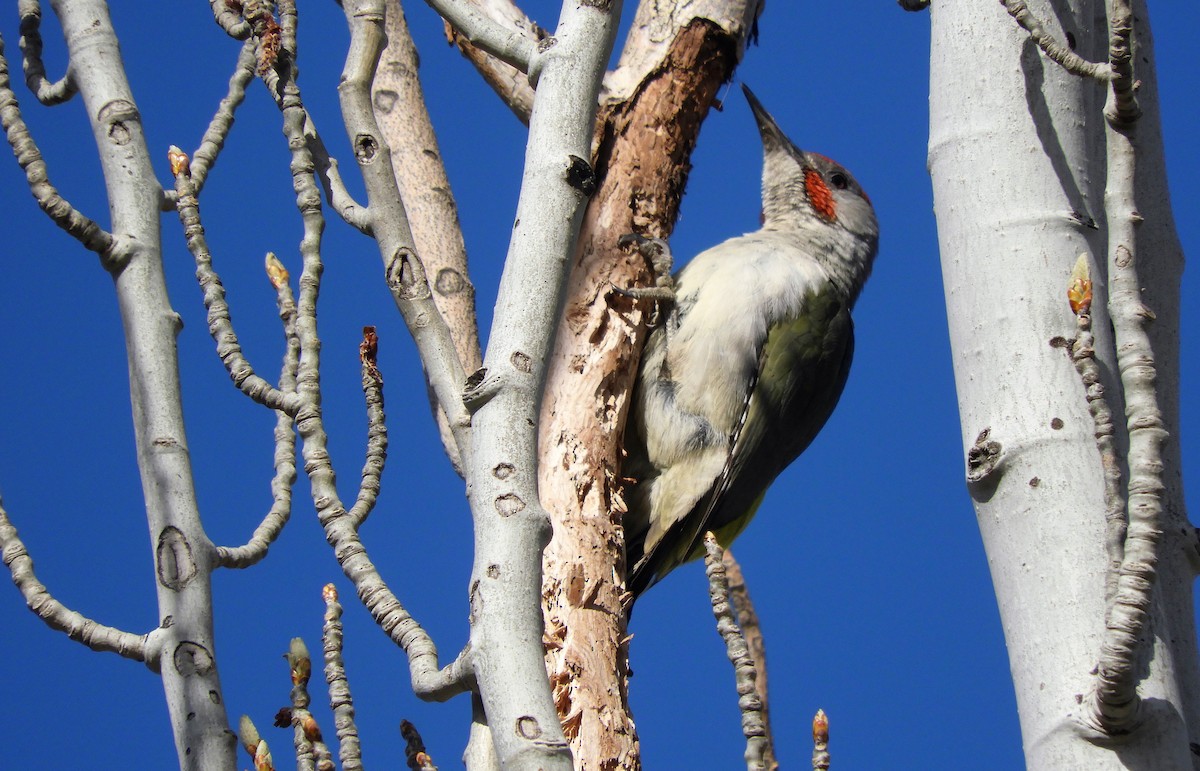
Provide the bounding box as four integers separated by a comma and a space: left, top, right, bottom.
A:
829, 172, 849, 190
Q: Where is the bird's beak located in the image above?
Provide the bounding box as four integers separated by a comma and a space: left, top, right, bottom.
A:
742, 84, 801, 157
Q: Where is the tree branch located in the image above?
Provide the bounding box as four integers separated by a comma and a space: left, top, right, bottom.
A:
704, 534, 771, 771
337, 0, 473, 473
0, 496, 150, 662
210, 0, 252, 39
460, 0, 621, 763
215, 255, 301, 569
1103, 0, 1138, 125
538, 3, 755, 764
377, 0, 484, 474
46, 2, 236, 764
441, 0, 540, 123
188, 38, 258, 196
1082, 6, 1165, 733
1064, 258, 1125, 605
347, 326, 388, 529
423, 0, 538, 75
267, 0, 468, 705
283, 638, 334, 771
17, 0, 77, 105
169, 148, 304, 415
0, 31, 115, 260
722, 548, 777, 771
321, 585, 364, 771
1000, 0, 1113, 81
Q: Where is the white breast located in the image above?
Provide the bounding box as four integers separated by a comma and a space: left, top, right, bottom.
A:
668, 231, 834, 435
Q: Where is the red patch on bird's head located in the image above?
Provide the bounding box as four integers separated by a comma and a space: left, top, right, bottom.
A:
804, 168, 837, 222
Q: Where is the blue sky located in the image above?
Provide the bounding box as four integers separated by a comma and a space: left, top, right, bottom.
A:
0, 2, 1196, 769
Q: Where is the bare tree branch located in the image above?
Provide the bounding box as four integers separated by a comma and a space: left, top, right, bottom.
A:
42, 2, 236, 764
1064, 257, 1125, 605
460, 0, 621, 761
0, 32, 114, 259
337, 0, 473, 472
377, 0, 484, 474
441, 0, 540, 122
347, 326, 388, 529
0, 496, 151, 662
1103, 0, 1138, 125
188, 38, 257, 195
424, 0, 538, 75
321, 585, 363, 771
1001, 0, 1113, 81
722, 548, 777, 771
283, 637, 334, 771
216, 254, 301, 569
169, 148, 304, 414
264, 0, 469, 705
704, 534, 771, 771
210, 0, 252, 39
538, 3, 757, 764
1083, 4, 1164, 734
17, 0, 77, 105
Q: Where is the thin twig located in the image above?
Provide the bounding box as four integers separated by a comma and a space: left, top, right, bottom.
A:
246, 7, 372, 232
1083, 5, 1164, 733
0, 32, 114, 259
283, 638, 334, 771
723, 548, 777, 771
1065, 257, 1125, 604
0, 496, 149, 662
169, 147, 302, 415
239, 716, 277, 771
17, 0, 77, 105
812, 709, 830, 770
216, 254, 301, 569
190, 38, 258, 193
210, 0, 252, 39
269, 0, 469, 703
423, 0, 538, 76
1001, 0, 1112, 81
322, 585, 363, 771
704, 534, 771, 771
401, 719, 440, 771
348, 326, 388, 528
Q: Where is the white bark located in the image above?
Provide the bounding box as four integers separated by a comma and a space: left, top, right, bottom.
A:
929, 1, 1197, 767
459, 1, 620, 767
49, 1, 237, 768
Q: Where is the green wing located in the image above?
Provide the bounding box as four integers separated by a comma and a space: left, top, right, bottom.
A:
637, 286, 855, 590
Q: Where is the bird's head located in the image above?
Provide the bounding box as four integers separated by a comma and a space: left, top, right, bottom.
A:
742, 84, 879, 303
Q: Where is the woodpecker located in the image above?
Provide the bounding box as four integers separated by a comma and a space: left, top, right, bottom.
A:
622, 85, 879, 599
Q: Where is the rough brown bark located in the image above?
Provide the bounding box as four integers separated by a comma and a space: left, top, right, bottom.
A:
537, 19, 740, 770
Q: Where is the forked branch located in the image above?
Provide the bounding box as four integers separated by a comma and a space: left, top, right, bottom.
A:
215, 255, 301, 569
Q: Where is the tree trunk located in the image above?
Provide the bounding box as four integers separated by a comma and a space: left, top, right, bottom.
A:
928, 1, 1198, 767
537, 2, 759, 767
